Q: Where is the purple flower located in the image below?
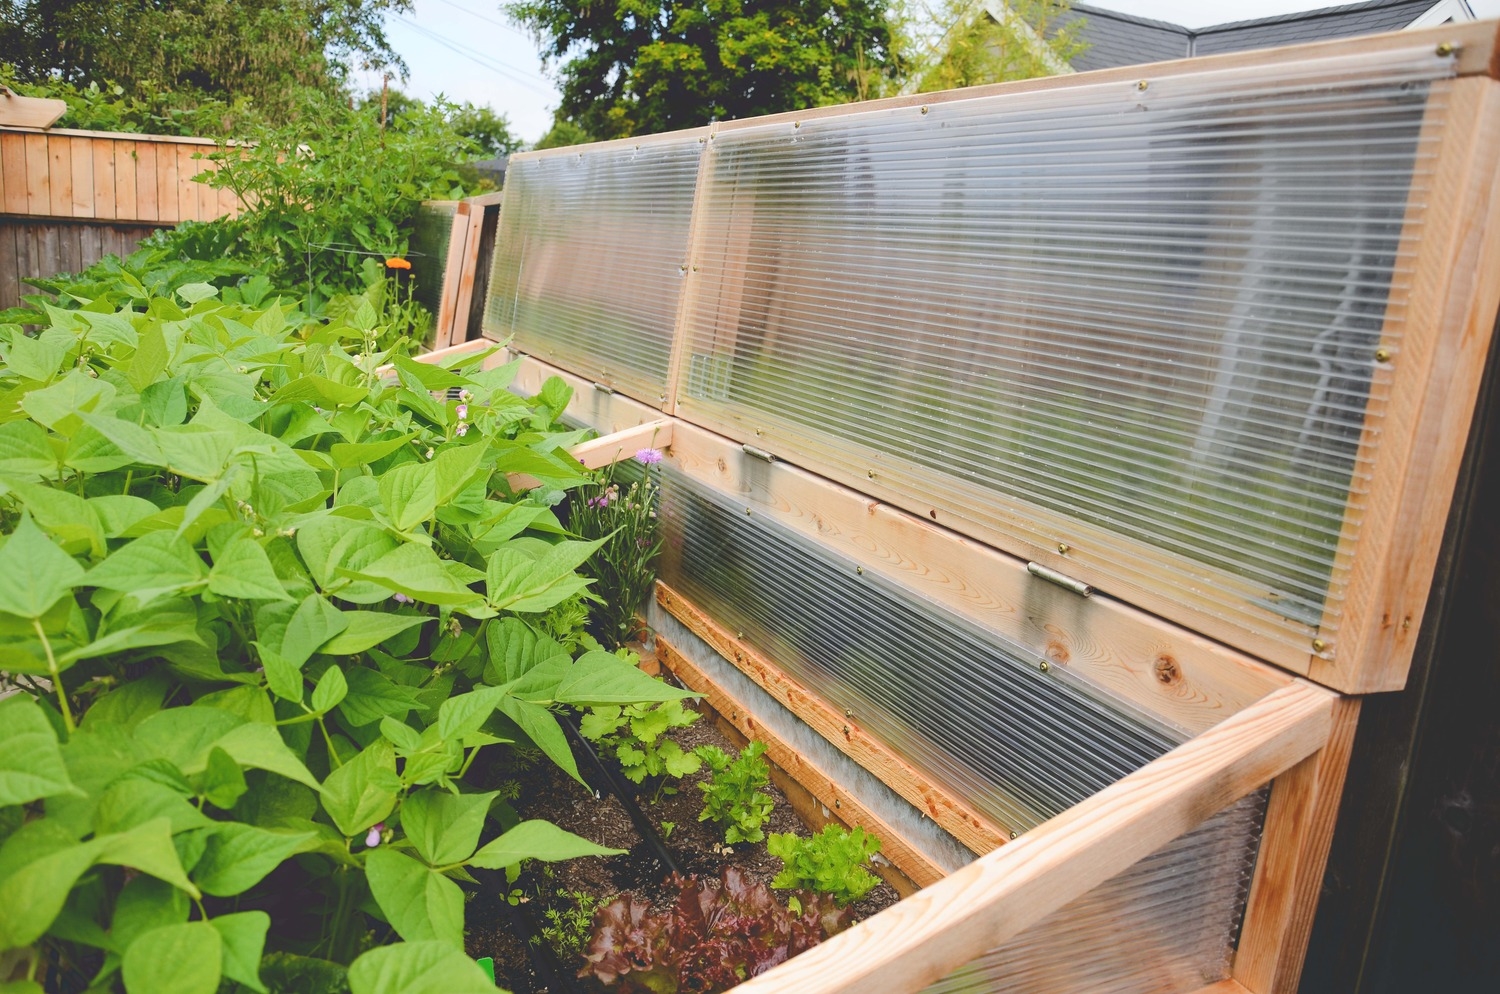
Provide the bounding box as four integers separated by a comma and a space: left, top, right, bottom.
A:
365, 823, 385, 848
634, 448, 663, 465
392, 592, 414, 605
587, 494, 610, 509
455, 421, 469, 437
455, 404, 469, 420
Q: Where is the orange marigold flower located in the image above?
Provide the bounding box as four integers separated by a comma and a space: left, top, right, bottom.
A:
385, 257, 412, 270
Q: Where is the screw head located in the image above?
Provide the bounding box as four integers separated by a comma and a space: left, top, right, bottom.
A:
1039, 661, 1051, 673
855, 566, 864, 575
1375, 347, 1393, 363
1437, 41, 1456, 56
920, 106, 929, 115
1010, 831, 1018, 840
1312, 638, 1328, 653
1058, 543, 1070, 555
793, 121, 801, 129
1137, 79, 1149, 91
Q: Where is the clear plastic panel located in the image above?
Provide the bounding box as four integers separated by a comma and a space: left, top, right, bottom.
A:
660, 467, 1181, 834
409, 201, 457, 336
485, 135, 706, 403
678, 49, 1453, 658
923, 793, 1266, 994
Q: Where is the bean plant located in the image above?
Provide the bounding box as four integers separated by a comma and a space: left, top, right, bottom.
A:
0, 268, 693, 994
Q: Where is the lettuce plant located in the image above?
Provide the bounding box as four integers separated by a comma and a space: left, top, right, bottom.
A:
696, 741, 774, 845
768, 825, 883, 906
579, 868, 848, 993
0, 275, 695, 993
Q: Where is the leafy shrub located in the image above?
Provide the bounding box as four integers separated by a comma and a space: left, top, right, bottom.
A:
579, 699, 702, 788
768, 826, 883, 906
569, 452, 664, 649
191, 91, 478, 306
0, 273, 696, 992
696, 741, 774, 845
580, 868, 848, 993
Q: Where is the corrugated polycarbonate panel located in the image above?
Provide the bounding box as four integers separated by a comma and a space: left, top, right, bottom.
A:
409, 201, 457, 333
484, 135, 706, 403
660, 468, 1181, 834
677, 49, 1454, 660
922, 794, 1265, 994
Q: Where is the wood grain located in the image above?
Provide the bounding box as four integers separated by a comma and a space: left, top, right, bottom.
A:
731, 681, 1335, 994
433, 203, 472, 348
0, 132, 23, 214
1313, 78, 1500, 692
1233, 696, 1361, 993
22, 133, 47, 216
657, 582, 1013, 855
448, 202, 488, 347
134, 142, 158, 222
657, 635, 945, 888
667, 420, 1289, 735
46, 135, 70, 217
507, 351, 674, 436
90, 138, 115, 219
113, 141, 136, 220
0, 92, 65, 129
68, 136, 92, 217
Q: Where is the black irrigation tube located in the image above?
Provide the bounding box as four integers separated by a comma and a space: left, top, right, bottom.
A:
488, 877, 588, 994
560, 710, 684, 877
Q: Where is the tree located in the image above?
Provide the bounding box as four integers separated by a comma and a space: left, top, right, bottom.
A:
0, 1, 412, 118
506, 0, 903, 141
910, 1, 1086, 93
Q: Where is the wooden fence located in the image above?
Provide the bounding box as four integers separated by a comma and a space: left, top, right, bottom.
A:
0, 127, 238, 309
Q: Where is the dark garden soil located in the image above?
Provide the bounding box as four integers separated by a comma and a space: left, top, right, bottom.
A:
465, 701, 900, 994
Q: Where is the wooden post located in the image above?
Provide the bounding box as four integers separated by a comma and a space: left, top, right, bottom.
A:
1232, 697, 1362, 993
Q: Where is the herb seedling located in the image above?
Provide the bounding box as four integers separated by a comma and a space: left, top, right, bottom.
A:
580, 699, 703, 790
768, 825, 883, 906
538, 889, 608, 960
696, 741, 775, 844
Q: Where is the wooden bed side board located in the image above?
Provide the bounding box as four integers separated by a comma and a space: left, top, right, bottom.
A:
732, 680, 1337, 994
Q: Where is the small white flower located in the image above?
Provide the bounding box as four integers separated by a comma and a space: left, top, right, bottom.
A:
455, 421, 469, 437
424, 448, 434, 460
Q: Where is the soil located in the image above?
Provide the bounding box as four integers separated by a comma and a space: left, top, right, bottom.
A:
465, 701, 901, 993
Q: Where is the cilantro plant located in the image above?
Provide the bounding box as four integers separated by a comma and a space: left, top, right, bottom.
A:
579, 698, 702, 790
696, 741, 774, 845
0, 272, 696, 994
768, 825, 884, 906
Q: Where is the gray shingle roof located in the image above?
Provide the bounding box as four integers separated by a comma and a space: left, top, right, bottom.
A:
1054, 0, 1465, 69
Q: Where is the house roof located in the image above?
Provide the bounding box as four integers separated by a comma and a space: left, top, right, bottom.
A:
1054, 0, 1470, 70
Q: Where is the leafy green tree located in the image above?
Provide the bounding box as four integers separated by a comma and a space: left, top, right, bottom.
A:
533, 116, 594, 150
911, 0, 1086, 92
506, 0, 903, 141
443, 100, 524, 157
0, 1, 412, 118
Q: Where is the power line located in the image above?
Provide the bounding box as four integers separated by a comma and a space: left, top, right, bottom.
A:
394, 16, 554, 95
429, 0, 526, 34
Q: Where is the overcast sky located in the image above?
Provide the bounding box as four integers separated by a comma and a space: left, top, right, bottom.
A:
357, 1, 1500, 146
